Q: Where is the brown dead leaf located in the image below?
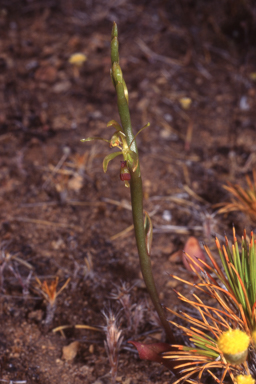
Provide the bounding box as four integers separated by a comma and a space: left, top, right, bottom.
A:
68, 174, 83, 192
183, 236, 206, 273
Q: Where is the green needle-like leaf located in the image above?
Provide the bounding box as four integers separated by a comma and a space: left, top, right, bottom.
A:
128, 122, 150, 150
111, 22, 119, 64
81, 137, 110, 143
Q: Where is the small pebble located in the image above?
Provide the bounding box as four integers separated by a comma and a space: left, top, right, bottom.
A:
62, 341, 79, 361
239, 95, 250, 111
162, 210, 172, 222
166, 279, 178, 288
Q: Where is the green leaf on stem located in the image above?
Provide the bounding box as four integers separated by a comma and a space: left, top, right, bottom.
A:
111, 37, 119, 64
112, 62, 123, 84
144, 211, 153, 256
111, 21, 118, 39
122, 78, 129, 104
110, 68, 115, 87
127, 150, 139, 173
111, 22, 119, 64
103, 151, 122, 173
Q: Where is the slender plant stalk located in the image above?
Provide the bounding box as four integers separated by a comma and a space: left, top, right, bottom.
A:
111, 22, 175, 343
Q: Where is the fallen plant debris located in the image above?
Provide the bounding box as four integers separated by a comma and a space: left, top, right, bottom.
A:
35, 277, 70, 326
182, 236, 206, 273
218, 171, 256, 221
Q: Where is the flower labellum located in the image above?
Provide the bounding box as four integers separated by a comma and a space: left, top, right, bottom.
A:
120, 161, 131, 181
120, 161, 131, 187
110, 132, 122, 148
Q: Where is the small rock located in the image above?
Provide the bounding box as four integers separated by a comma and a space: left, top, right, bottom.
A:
68, 174, 83, 192
62, 341, 79, 361
89, 110, 102, 119
89, 344, 94, 354
239, 95, 250, 111
28, 309, 43, 321
166, 279, 178, 288
52, 80, 71, 93
34, 65, 57, 83
162, 210, 172, 222
164, 113, 173, 122
52, 115, 70, 130
68, 35, 81, 49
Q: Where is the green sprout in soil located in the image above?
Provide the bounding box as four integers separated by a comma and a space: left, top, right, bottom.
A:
81, 22, 174, 343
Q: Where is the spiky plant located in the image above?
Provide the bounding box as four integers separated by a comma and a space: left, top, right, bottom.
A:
163, 228, 256, 383
218, 171, 256, 221
200, 227, 256, 332
165, 273, 248, 383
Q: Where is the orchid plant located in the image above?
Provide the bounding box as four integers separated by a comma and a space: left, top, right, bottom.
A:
81, 22, 174, 342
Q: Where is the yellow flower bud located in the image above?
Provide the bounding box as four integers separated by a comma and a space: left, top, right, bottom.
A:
217, 329, 250, 365
235, 375, 255, 384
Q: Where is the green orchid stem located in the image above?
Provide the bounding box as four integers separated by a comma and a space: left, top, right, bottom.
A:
130, 174, 175, 343
111, 22, 175, 343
